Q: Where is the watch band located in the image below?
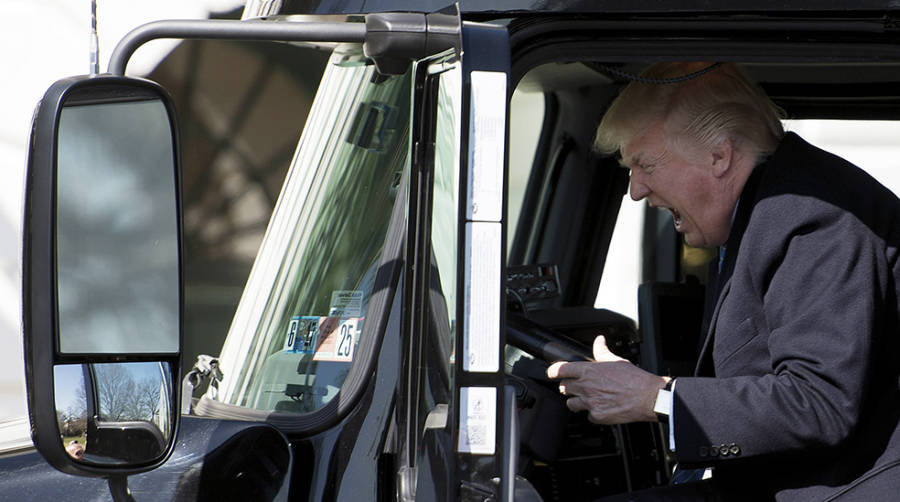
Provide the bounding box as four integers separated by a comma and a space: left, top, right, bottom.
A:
654, 379, 674, 420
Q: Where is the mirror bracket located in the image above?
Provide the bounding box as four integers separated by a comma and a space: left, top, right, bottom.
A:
108, 19, 367, 75
107, 11, 461, 76
108, 475, 137, 502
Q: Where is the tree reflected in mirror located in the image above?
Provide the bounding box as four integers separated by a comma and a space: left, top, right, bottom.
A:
54, 362, 173, 465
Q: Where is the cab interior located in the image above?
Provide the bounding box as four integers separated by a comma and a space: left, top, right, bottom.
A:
502, 50, 900, 500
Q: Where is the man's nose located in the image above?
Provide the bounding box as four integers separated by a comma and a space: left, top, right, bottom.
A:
629, 174, 650, 201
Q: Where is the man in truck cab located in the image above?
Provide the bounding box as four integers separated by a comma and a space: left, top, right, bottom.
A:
548, 62, 900, 501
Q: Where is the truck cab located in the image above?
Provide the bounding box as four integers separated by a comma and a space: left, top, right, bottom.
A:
9, 1, 900, 501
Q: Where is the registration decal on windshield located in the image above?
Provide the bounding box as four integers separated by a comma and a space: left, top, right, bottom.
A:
283, 316, 319, 353
312, 317, 362, 362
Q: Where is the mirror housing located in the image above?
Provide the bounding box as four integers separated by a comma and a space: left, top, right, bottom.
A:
24, 75, 183, 477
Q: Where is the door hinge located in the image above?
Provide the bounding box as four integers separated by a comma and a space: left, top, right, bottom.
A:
364, 6, 461, 75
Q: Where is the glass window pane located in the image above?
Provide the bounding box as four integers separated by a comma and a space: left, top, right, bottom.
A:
419, 62, 461, 417
594, 196, 644, 321
507, 89, 545, 252
212, 49, 412, 413
431, 64, 461, 340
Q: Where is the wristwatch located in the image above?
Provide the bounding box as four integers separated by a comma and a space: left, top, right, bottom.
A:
653, 378, 674, 421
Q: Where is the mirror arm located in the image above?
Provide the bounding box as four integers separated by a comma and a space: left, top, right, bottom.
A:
108, 19, 367, 75
108, 13, 462, 77
108, 475, 136, 502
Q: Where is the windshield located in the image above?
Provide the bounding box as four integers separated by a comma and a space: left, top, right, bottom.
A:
209, 47, 411, 413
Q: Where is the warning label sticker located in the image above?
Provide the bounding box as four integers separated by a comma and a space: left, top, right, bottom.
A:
457, 386, 496, 455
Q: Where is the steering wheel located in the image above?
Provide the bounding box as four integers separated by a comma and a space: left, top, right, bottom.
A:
506, 312, 593, 363
503, 312, 596, 464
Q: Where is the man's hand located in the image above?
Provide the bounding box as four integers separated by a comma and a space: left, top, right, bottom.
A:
546, 335, 670, 424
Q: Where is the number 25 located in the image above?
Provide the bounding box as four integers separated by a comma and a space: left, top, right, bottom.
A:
337, 323, 353, 357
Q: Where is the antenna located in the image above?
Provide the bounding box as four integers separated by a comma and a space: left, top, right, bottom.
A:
90, 0, 99, 76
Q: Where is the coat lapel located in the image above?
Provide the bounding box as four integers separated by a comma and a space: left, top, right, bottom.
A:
695, 277, 730, 375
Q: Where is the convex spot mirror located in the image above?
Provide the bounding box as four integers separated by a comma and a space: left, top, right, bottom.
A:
24, 75, 183, 477
55, 362, 173, 464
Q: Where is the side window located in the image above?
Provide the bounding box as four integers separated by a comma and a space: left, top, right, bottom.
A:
430, 64, 461, 353
594, 197, 644, 321
784, 120, 900, 195
507, 88, 545, 252
417, 58, 461, 420
403, 58, 461, 500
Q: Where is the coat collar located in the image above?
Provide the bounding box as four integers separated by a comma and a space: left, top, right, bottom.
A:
693, 133, 796, 375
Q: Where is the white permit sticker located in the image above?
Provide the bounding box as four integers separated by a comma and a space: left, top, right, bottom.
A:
312, 317, 361, 362
457, 386, 497, 455
463, 222, 501, 372
467, 71, 506, 222
329, 290, 364, 317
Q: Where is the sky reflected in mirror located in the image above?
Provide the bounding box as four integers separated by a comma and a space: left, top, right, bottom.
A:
56, 99, 179, 354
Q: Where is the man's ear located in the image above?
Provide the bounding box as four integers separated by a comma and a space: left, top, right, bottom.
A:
710, 137, 733, 178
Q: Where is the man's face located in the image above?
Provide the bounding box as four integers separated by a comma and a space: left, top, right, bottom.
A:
621, 124, 733, 248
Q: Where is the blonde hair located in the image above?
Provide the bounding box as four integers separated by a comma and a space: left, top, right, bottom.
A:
594, 63, 784, 161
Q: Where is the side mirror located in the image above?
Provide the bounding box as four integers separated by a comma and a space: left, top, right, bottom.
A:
24, 75, 182, 479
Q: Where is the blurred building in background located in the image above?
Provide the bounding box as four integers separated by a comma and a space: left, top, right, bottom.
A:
146, 8, 328, 385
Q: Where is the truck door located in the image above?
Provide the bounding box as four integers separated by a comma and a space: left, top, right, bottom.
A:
401, 20, 515, 502
386, 18, 515, 502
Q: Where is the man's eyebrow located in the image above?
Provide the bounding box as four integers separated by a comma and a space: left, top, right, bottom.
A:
626, 150, 667, 169
619, 153, 641, 168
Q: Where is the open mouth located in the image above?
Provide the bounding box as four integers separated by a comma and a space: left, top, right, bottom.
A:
669, 208, 683, 230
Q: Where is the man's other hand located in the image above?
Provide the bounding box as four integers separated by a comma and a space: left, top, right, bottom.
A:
546, 335, 670, 424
